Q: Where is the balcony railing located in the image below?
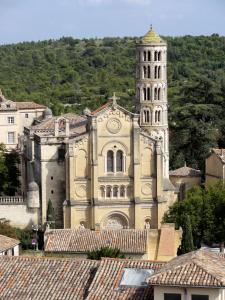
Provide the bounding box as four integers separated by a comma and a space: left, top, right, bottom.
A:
0, 196, 24, 205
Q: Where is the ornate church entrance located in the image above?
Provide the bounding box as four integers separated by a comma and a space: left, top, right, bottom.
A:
101, 213, 129, 229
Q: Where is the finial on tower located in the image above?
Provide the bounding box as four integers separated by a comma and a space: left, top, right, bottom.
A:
110, 92, 120, 106
150, 24, 153, 30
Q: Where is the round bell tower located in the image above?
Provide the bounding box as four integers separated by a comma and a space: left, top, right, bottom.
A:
136, 27, 169, 178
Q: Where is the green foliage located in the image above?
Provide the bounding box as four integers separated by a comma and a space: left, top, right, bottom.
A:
1, 35, 225, 171
87, 246, 125, 260
163, 182, 225, 249
0, 222, 32, 250
177, 215, 195, 255
0, 144, 20, 195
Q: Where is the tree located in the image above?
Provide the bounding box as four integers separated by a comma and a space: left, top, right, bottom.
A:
177, 214, 195, 255
87, 247, 125, 260
163, 182, 225, 252
47, 199, 55, 228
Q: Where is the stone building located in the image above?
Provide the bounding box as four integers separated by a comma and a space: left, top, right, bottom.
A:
0, 90, 46, 149
205, 148, 225, 185
22, 27, 176, 230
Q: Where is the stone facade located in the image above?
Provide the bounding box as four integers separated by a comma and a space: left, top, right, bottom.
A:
205, 148, 225, 185
21, 27, 177, 230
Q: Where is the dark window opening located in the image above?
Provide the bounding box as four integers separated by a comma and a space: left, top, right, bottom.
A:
116, 150, 123, 172
164, 293, 181, 300
192, 296, 209, 300
58, 147, 65, 162
107, 150, 114, 172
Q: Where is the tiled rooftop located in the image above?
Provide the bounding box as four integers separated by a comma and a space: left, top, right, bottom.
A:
45, 229, 148, 254
91, 100, 112, 115
0, 234, 20, 252
15, 101, 46, 110
0, 256, 99, 300
87, 258, 163, 300
32, 113, 87, 137
147, 250, 225, 288
169, 165, 201, 177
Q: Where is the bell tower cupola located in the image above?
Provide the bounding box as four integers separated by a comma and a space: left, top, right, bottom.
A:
135, 27, 169, 178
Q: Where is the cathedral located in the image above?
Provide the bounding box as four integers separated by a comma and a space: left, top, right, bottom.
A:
21, 27, 176, 230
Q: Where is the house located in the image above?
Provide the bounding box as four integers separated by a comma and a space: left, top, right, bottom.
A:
147, 250, 225, 300
44, 225, 182, 261
205, 148, 225, 185
169, 163, 201, 200
0, 89, 46, 149
0, 234, 20, 256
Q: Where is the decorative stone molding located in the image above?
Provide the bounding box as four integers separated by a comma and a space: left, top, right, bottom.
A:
106, 118, 122, 134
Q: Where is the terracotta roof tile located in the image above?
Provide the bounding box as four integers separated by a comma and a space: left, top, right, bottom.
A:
87, 258, 164, 300
0, 256, 99, 300
91, 100, 112, 115
45, 229, 148, 254
0, 235, 20, 252
15, 102, 46, 110
169, 166, 201, 177
147, 250, 225, 287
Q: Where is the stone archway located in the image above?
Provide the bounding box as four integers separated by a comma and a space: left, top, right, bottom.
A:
101, 212, 129, 230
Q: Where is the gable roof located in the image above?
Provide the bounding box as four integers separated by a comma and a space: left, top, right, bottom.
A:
87, 258, 164, 300
147, 250, 225, 288
169, 165, 201, 177
0, 256, 99, 300
15, 101, 46, 110
0, 235, 20, 252
45, 229, 147, 254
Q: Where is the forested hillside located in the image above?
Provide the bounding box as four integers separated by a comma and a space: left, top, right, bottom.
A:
1, 35, 225, 172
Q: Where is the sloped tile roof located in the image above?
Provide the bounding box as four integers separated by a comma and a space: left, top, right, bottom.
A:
45, 229, 147, 254
0, 256, 99, 300
91, 100, 113, 115
147, 250, 225, 287
16, 101, 46, 110
169, 166, 201, 177
32, 113, 87, 137
0, 235, 20, 252
87, 258, 164, 300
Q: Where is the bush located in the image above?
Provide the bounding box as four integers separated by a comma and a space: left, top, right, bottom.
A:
87, 247, 125, 260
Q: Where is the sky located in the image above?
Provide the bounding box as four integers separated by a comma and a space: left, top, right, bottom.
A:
0, 0, 224, 44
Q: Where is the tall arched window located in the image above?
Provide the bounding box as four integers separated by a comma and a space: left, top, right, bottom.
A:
158, 66, 161, 79
143, 66, 147, 78
100, 186, 105, 198
120, 186, 125, 197
148, 51, 151, 61
147, 66, 151, 78
154, 66, 157, 79
107, 150, 114, 172
116, 150, 123, 172
158, 88, 161, 100
154, 51, 158, 61
147, 87, 151, 100
143, 110, 150, 123
106, 186, 111, 198
143, 88, 147, 101
113, 186, 119, 197
143, 51, 147, 61
154, 87, 158, 100
158, 51, 161, 61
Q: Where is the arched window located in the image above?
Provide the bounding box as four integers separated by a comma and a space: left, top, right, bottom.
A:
148, 51, 151, 61
147, 66, 151, 78
158, 110, 161, 122
143, 109, 150, 123
120, 186, 125, 197
106, 186, 111, 198
158, 66, 161, 79
154, 66, 157, 79
158, 88, 161, 100
147, 87, 151, 100
113, 186, 119, 197
143, 51, 147, 61
143, 66, 147, 78
154, 87, 157, 100
155, 110, 161, 123
155, 111, 158, 123
100, 186, 105, 198
154, 51, 158, 61
143, 88, 147, 101
116, 150, 123, 172
107, 150, 114, 172
158, 51, 161, 61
